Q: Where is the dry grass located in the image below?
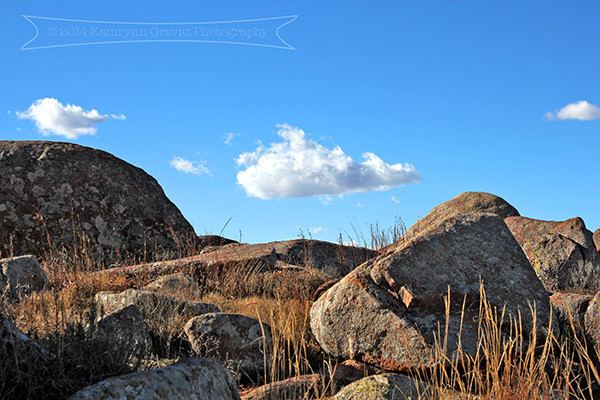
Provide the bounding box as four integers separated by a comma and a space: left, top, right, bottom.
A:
2, 225, 600, 399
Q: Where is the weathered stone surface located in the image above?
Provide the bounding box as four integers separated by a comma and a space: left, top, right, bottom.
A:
94, 239, 375, 287
184, 313, 272, 378
241, 374, 320, 400
0, 141, 197, 262
93, 305, 152, 363
333, 374, 426, 400
95, 289, 218, 323
594, 229, 600, 252
143, 272, 199, 295
311, 212, 551, 372
69, 357, 240, 400
381, 192, 519, 255
198, 239, 377, 278
0, 255, 48, 301
505, 216, 600, 292
550, 292, 592, 336
584, 291, 600, 353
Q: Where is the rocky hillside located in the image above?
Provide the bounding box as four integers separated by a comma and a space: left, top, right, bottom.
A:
1, 143, 599, 399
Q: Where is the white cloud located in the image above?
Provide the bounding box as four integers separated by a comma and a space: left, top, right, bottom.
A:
308, 226, 325, 235
169, 156, 211, 175
16, 98, 125, 139
545, 100, 600, 121
391, 195, 401, 204
236, 124, 420, 199
224, 132, 238, 145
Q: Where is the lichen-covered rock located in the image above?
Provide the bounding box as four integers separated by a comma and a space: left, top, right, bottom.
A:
69, 357, 240, 400
311, 212, 551, 372
381, 192, 519, 255
95, 289, 218, 323
550, 292, 592, 337
241, 374, 320, 400
93, 305, 152, 363
333, 374, 426, 400
184, 313, 272, 379
505, 216, 600, 292
143, 272, 199, 295
0, 141, 197, 263
584, 291, 600, 354
0, 255, 48, 301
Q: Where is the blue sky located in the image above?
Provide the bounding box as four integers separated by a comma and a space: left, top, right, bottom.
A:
1, 1, 599, 244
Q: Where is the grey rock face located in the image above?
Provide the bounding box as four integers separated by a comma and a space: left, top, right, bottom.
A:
311, 212, 551, 372
185, 313, 272, 378
584, 291, 600, 354
0, 255, 49, 301
95, 288, 218, 322
550, 292, 592, 337
505, 216, 600, 292
0, 141, 197, 263
333, 374, 426, 400
381, 192, 519, 255
69, 357, 240, 400
93, 305, 152, 364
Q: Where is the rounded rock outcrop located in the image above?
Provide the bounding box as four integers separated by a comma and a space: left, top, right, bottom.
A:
0, 141, 197, 262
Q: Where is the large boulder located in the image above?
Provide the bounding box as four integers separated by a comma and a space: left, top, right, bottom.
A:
184, 313, 272, 379
505, 216, 600, 292
311, 211, 551, 372
594, 228, 600, 252
333, 374, 426, 400
0, 141, 197, 262
69, 357, 240, 400
0, 255, 48, 301
381, 192, 519, 255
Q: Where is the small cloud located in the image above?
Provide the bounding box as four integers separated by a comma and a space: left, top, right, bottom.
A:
169, 156, 211, 176
354, 202, 365, 208
308, 226, 325, 235
16, 97, 125, 139
236, 124, 420, 199
545, 100, 600, 121
320, 195, 334, 205
391, 195, 401, 204
224, 132, 238, 145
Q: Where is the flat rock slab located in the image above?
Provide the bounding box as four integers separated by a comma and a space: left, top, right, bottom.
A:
0, 255, 48, 301
69, 357, 240, 400
505, 216, 600, 292
311, 211, 551, 372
